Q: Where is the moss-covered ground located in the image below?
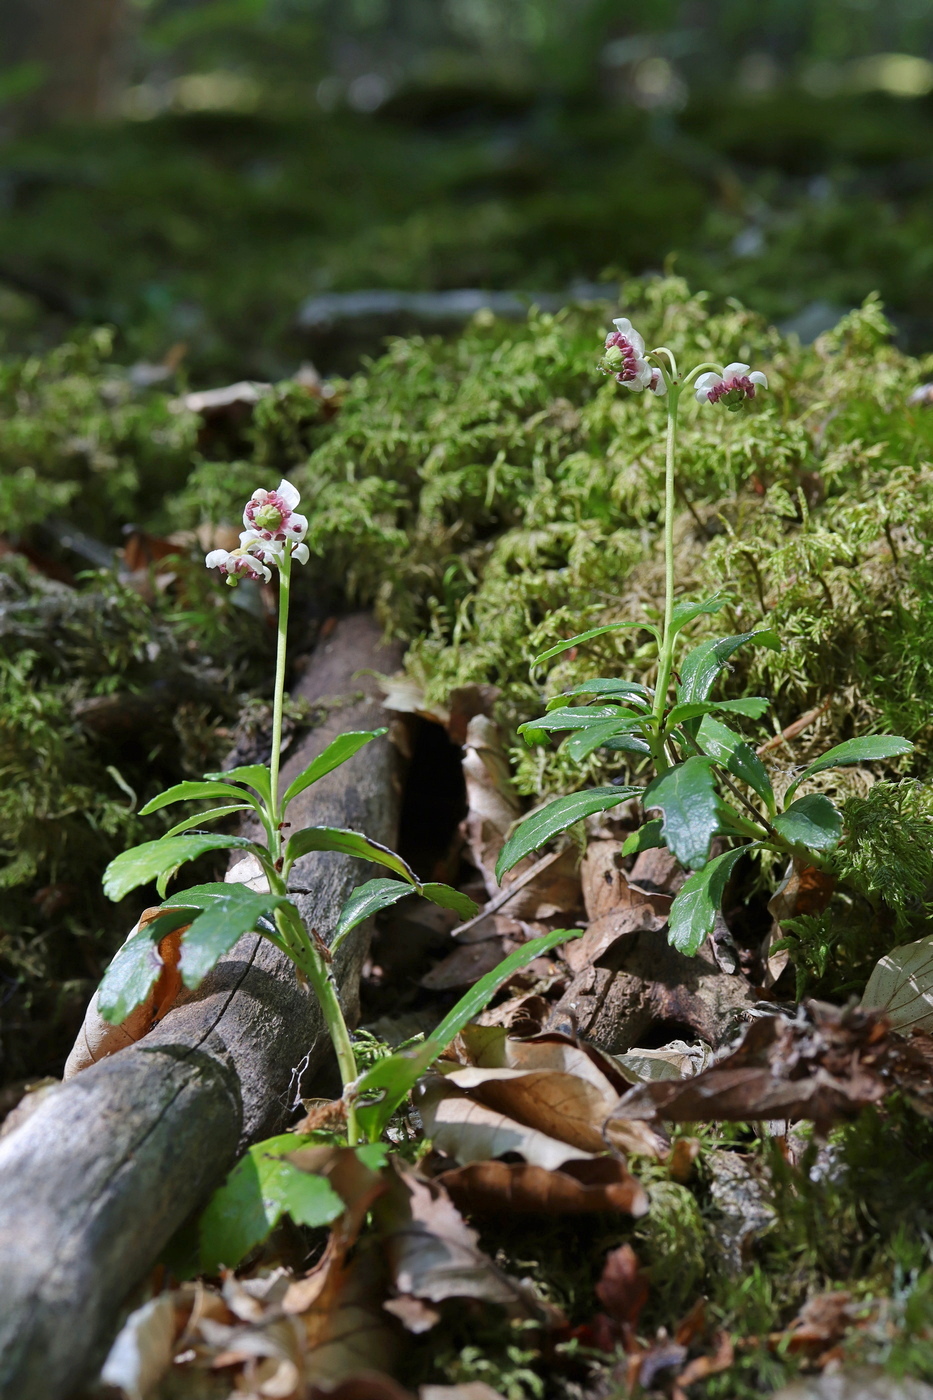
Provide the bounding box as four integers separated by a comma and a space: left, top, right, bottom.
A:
3, 280, 933, 1393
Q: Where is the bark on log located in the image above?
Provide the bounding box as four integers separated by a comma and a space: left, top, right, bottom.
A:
0, 613, 402, 1400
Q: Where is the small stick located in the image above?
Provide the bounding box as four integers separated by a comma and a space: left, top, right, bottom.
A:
756, 696, 832, 756
450, 849, 566, 937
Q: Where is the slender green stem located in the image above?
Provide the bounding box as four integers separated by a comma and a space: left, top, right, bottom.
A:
652, 388, 681, 738
315, 972, 361, 1145
683, 361, 724, 386
269, 543, 293, 837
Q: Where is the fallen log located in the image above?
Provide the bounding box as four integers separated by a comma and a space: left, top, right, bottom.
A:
0, 613, 402, 1400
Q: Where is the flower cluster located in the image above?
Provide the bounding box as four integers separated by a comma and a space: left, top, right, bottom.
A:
600, 318, 666, 396
206, 478, 309, 586
695, 363, 768, 411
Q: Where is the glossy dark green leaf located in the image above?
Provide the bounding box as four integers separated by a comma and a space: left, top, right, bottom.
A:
519, 705, 635, 735
666, 697, 769, 728
421, 882, 480, 921
550, 678, 651, 708
332, 877, 414, 949
620, 819, 665, 856
97, 906, 194, 1024
644, 757, 719, 869
284, 826, 419, 885
282, 729, 386, 809
785, 735, 913, 801
495, 786, 640, 882
140, 781, 262, 818
531, 621, 659, 672
203, 763, 273, 809
102, 834, 254, 902
668, 845, 752, 956
354, 927, 583, 1141
565, 718, 650, 762
773, 794, 843, 853
677, 630, 781, 705
669, 591, 732, 634
162, 883, 289, 986
163, 804, 251, 839
696, 714, 774, 812
198, 1134, 344, 1273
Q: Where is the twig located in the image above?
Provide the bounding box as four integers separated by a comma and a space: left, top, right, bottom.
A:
450, 849, 565, 937
756, 696, 833, 756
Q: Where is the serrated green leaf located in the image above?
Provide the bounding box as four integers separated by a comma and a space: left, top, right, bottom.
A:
644, 757, 720, 870
162, 883, 289, 986
332, 877, 414, 949
284, 826, 419, 885
668, 845, 752, 956
666, 697, 769, 728
354, 927, 583, 1142
198, 1134, 344, 1273
785, 735, 913, 801
772, 794, 843, 853
565, 719, 650, 762
532, 621, 660, 672
140, 781, 263, 818
421, 882, 479, 921
495, 786, 640, 882
282, 729, 386, 810
677, 630, 781, 705
519, 705, 635, 734
203, 763, 273, 809
620, 820, 665, 856
97, 907, 194, 1023
669, 591, 732, 634
163, 804, 252, 839
696, 714, 774, 812
555, 677, 652, 707
102, 834, 254, 902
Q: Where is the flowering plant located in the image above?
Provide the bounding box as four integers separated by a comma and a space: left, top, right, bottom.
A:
496, 322, 913, 955
95, 479, 574, 1144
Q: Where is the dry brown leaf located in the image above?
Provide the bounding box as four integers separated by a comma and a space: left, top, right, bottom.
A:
99, 1294, 178, 1400
439, 1156, 648, 1216
564, 902, 670, 974
861, 934, 933, 1033
374, 1157, 539, 1316
607, 1002, 893, 1135
63, 908, 189, 1078
310, 1373, 415, 1400
595, 1244, 650, 1330
416, 1075, 599, 1170
671, 1331, 734, 1400
420, 937, 516, 991
461, 714, 524, 895
581, 840, 631, 920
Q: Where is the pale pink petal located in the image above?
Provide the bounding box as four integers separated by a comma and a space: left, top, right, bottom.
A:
749, 370, 768, 388
723, 362, 750, 378
292, 542, 310, 565
205, 549, 231, 570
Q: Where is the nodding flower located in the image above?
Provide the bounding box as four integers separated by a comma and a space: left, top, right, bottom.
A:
205, 547, 272, 587
600, 318, 666, 395
242, 478, 308, 542
695, 363, 768, 411
242, 533, 310, 567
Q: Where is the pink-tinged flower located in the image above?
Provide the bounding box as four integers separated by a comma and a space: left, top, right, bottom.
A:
240, 533, 310, 567
695, 362, 768, 411
205, 547, 271, 587
242, 478, 308, 542
600, 317, 658, 393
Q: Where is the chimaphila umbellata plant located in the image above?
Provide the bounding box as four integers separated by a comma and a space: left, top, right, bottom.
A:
96, 478, 576, 1147
495, 317, 914, 955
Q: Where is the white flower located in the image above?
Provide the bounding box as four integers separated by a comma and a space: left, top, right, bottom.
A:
695, 362, 768, 411
600, 317, 657, 393
240, 532, 310, 567
242, 478, 308, 542
205, 547, 271, 587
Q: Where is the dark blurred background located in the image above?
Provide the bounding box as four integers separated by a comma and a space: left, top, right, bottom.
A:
1, 0, 932, 377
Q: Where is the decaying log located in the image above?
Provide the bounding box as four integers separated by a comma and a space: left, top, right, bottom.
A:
0, 613, 402, 1400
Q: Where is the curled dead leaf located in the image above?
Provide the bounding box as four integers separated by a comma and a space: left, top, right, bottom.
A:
63, 908, 189, 1079
439, 1156, 648, 1216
